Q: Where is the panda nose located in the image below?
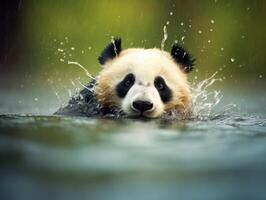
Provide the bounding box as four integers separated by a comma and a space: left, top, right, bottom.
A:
132, 100, 153, 113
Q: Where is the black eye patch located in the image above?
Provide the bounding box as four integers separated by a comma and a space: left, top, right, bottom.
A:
154, 76, 172, 103
116, 73, 135, 98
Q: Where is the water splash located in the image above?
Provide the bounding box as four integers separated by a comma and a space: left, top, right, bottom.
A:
111, 37, 118, 56
161, 25, 168, 50
189, 72, 236, 120
76, 78, 94, 92
67, 61, 95, 80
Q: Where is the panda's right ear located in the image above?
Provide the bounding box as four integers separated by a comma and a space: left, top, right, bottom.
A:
170, 43, 195, 73
98, 38, 122, 65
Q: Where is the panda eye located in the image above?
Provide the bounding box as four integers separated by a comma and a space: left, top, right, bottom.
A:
122, 73, 135, 87
154, 76, 165, 91
156, 82, 164, 90
154, 76, 172, 103
116, 73, 135, 98
124, 79, 133, 87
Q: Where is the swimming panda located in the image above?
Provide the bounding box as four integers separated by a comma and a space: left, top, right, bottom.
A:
55, 38, 195, 119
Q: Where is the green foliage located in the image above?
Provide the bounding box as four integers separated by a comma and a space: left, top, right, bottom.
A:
18, 0, 266, 84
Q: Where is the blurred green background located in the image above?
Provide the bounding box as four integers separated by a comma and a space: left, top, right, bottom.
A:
0, 0, 265, 114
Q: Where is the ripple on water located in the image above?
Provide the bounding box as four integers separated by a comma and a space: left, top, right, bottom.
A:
1, 113, 266, 200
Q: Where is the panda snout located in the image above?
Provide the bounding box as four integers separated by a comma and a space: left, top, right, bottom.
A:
132, 100, 153, 113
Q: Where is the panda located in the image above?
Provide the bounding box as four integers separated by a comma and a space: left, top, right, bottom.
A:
55, 38, 195, 119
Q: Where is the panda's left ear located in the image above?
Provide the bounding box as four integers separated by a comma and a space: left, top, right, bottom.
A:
170, 43, 195, 73
98, 38, 122, 65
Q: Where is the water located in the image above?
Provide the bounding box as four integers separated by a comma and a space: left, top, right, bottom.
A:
1, 83, 266, 200
160, 25, 168, 50
67, 61, 95, 80
0, 112, 266, 200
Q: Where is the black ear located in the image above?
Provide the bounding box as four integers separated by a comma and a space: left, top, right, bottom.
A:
171, 43, 195, 73
98, 38, 122, 65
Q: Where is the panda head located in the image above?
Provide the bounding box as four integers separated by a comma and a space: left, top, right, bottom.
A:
95, 38, 195, 118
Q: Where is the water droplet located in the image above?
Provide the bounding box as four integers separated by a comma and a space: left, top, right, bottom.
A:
210, 28, 213, 32
166, 21, 170, 25
259, 74, 263, 78
60, 58, 64, 62
180, 22, 184, 26
220, 47, 224, 51
181, 36, 185, 41
198, 30, 202, 34
71, 47, 75, 50
211, 19, 215, 24
57, 48, 64, 52
170, 12, 173, 16
161, 25, 168, 50
34, 98, 38, 101
230, 58, 235, 62
68, 61, 95, 80
81, 50, 84, 54
241, 35, 246, 39
88, 46, 92, 50
60, 42, 64, 45
208, 40, 211, 43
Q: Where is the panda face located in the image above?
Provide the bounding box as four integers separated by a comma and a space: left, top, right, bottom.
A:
95, 48, 192, 118
115, 72, 173, 118
117, 73, 165, 118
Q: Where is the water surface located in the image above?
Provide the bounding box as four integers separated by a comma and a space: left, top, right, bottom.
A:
1, 102, 266, 200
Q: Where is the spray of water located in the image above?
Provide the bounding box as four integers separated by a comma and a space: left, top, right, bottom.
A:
111, 37, 118, 57
161, 25, 168, 50
76, 78, 94, 92
67, 61, 96, 80
189, 72, 236, 120
160, 72, 235, 121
